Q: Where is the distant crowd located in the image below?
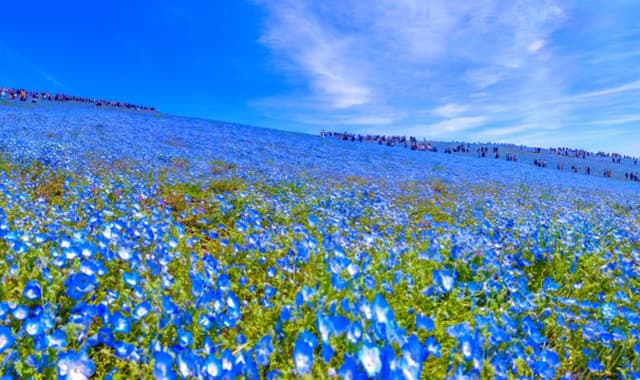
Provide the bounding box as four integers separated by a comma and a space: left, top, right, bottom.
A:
551, 147, 636, 163
321, 130, 640, 182
0, 87, 156, 112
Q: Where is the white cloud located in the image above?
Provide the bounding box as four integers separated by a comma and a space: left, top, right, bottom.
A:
528, 40, 546, 53
298, 114, 400, 126
257, 0, 567, 113
255, 1, 639, 150
564, 80, 640, 102
587, 114, 640, 126
476, 124, 538, 137
431, 103, 468, 118
258, 0, 372, 109
464, 69, 502, 89
434, 116, 487, 132
405, 116, 487, 138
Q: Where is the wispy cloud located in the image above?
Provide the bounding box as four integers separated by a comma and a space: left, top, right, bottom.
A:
527, 40, 546, 53
562, 80, 640, 102
258, 0, 371, 109
431, 103, 469, 118
404, 116, 487, 139
255, 0, 640, 154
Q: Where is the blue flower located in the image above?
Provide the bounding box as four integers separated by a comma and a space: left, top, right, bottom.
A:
338, 354, 362, 379
12, 304, 30, 320
111, 311, 131, 334
433, 269, 456, 293
114, 341, 135, 360
587, 359, 604, 373
372, 293, 392, 324
153, 351, 176, 380
0, 326, 15, 354
57, 350, 95, 380
23, 280, 42, 301
416, 313, 434, 332
123, 271, 141, 287
47, 329, 68, 349
65, 273, 97, 300
601, 302, 617, 320
293, 335, 314, 375
358, 342, 382, 377
23, 316, 45, 337
132, 300, 152, 320
317, 313, 334, 343
177, 350, 197, 378
425, 336, 441, 358
98, 327, 114, 346
204, 354, 222, 378
177, 329, 193, 348
254, 335, 273, 367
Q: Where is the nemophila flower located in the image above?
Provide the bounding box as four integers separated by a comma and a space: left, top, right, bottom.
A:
177, 350, 198, 378
372, 293, 392, 324
402, 334, 425, 367
12, 304, 30, 320
111, 311, 131, 334
425, 336, 441, 358
339, 354, 362, 380
114, 341, 135, 360
347, 320, 363, 344
116, 245, 133, 261
47, 329, 68, 349
601, 302, 617, 320
293, 335, 314, 375
459, 335, 475, 362
132, 300, 152, 320
200, 354, 221, 378
331, 274, 347, 290
57, 350, 95, 380
0, 302, 8, 319
416, 313, 434, 332
358, 341, 382, 377
12, 241, 27, 254
264, 284, 276, 299
23, 316, 44, 337
177, 329, 193, 347
0, 326, 15, 354
79, 260, 102, 277
221, 349, 235, 376
542, 278, 560, 292
321, 343, 334, 363
317, 313, 334, 343
433, 269, 456, 293
23, 280, 42, 301
79, 242, 97, 258
123, 271, 141, 287
587, 359, 604, 373
254, 335, 273, 367
64, 273, 97, 300
97, 327, 114, 346
331, 315, 350, 336
153, 351, 176, 380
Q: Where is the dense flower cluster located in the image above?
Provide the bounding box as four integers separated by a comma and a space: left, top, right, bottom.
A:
0, 102, 639, 378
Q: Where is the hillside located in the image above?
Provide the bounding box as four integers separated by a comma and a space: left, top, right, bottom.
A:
0, 102, 639, 378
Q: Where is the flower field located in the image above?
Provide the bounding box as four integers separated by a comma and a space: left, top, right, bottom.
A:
0, 102, 639, 379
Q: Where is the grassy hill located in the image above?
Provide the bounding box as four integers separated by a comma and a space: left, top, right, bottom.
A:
0, 102, 639, 379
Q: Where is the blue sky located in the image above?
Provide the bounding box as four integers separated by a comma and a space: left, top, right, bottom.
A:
2, 1, 640, 155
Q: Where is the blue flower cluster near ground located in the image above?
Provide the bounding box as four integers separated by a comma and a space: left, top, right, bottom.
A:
0, 101, 639, 378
